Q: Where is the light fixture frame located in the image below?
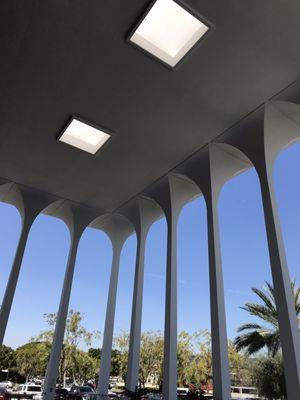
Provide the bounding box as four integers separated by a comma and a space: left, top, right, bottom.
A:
127, 0, 214, 70
58, 115, 114, 156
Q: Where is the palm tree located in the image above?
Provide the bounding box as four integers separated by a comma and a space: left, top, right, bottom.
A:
234, 279, 300, 357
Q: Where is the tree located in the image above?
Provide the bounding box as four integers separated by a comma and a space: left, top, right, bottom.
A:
15, 342, 51, 382
68, 350, 99, 383
0, 345, 16, 372
139, 331, 164, 388
112, 331, 129, 382
234, 280, 300, 356
190, 330, 212, 388
252, 355, 286, 399
34, 310, 100, 385
88, 348, 101, 360
228, 341, 252, 387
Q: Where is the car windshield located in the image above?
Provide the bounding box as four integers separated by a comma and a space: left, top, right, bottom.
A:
79, 387, 93, 392
28, 386, 41, 392
242, 388, 257, 394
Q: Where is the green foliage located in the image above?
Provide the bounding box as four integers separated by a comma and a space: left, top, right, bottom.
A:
88, 348, 101, 360
33, 310, 100, 384
112, 331, 130, 382
15, 342, 51, 380
252, 354, 286, 399
139, 331, 164, 388
177, 330, 212, 387
107, 330, 252, 389
0, 345, 16, 371
228, 341, 253, 387
234, 279, 300, 356
68, 349, 99, 382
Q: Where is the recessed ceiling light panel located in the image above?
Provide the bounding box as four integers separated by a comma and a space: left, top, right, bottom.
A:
59, 117, 111, 155
129, 0, 210, 67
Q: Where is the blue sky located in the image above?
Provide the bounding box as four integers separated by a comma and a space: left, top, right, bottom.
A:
0, 143, 299, 350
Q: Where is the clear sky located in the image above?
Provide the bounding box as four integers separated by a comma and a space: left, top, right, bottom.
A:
0, 142, 299, 350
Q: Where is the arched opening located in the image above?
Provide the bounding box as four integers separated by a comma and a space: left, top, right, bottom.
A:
111, 233, 137, 386
177, 195, 211, 391
3, 213, 70, 384
218, 167, 272, 391
65, 227, 112, 385
0, 202, 22, 304
274, 140, 300, 280
139, 217, 167, 390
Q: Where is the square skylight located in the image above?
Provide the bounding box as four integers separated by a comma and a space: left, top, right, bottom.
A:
59, 117, 111, 155
129, 0, 210, 67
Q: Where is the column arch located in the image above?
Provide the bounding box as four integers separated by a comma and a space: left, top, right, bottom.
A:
177, 194, 211, 389
63, 222, 113, 382
179, 128, 300, 398
145, 174, 200, 400
273, 140, 300, 281
3, 206, 71, 348
217, 101, 300, 399
0, 184, 66, 346
43, 202, 101, 400
0, 186, 22, 309
89, 213, 135, 396
120, 196, 164, 393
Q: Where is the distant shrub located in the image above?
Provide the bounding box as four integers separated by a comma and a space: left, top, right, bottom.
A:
252, 354, 286, 399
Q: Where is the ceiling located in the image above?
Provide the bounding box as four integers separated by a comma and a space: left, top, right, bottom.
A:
0, 0, 300, 212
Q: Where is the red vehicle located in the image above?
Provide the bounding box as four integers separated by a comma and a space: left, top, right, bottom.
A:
0, 388, 9, 400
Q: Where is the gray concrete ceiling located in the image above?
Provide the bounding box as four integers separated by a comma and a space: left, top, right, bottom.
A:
0, 0, 300, 212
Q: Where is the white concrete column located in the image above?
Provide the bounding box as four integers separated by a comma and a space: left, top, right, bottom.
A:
43, 203, 98, 400
97, 241, 122, 395
148, 175, 198, 400
178, 145, 236, 400
0, 217, 32, 345
258, 167, 300, 398
205, 193, 231, 400
90, 214, 133, 396
126, 230, 146, 393
163, 208, 178, 400
0, 184, 55, 346
220, 101, 300, 398
124, 197, 161, 393
43, 232, 80, 400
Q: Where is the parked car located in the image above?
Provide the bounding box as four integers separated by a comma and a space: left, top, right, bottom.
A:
68, 386, 95, 400
0, 383, 13, 390
177, 387, 189, 397
54, 388, 69, 400
231, 386, 259, 399
18, 384, 42, 400
0, 387, 9, 400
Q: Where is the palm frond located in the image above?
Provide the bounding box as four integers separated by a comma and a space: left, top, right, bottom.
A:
240, 304, 278, 326
264, 331, 281, 357
237, 323, 263, 333
235, 279, 300, 356
252, 285, 276, 313
234, 331, 267, 355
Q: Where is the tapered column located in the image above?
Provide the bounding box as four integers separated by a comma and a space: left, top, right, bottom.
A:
220, 101, 300, 398
163, 211, 178, 400
126, 231, 147, 393
0, 217, 32, 345
0, 185, 55, 346
97, 241, 122, 395
43, 232, 80, 400
258, 167, 300, 398
148, 175, 197, 400
205, 194, 231, 400
125, 197, 161, 393
179, 145, 240, 400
